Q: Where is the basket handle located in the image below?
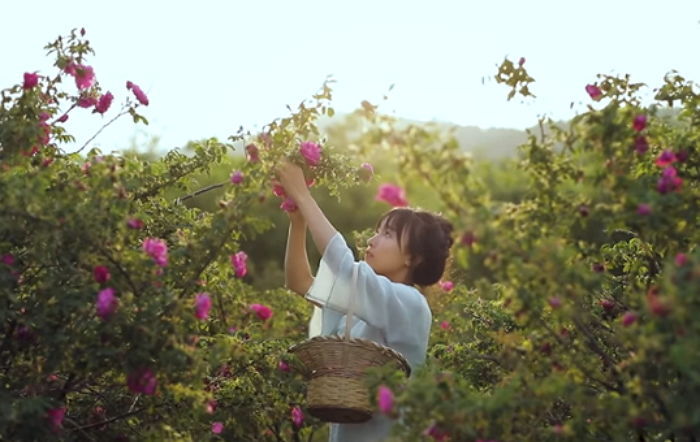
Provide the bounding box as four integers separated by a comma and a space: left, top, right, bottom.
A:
343, 262, 359, 341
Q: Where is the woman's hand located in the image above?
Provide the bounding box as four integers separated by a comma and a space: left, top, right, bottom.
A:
275, 160, 311, 202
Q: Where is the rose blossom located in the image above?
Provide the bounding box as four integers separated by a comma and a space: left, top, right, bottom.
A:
143, 238, 168, 267
299, 141, 322, 166
195, 293, 212, 320
250, 303, 273, 321
375, 183, 408, 207
230, 251, 248, 278
96, 288, 118, 319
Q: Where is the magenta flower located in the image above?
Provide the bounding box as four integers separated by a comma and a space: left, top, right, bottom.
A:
195, 293, 212, 320
95, 92, 113, 114
280, 197, 298, 212
585, 84, 602, 101
1, 254, 15, 266
621, 311, 638, 327
299, 141, 322, 166
93, 265, 111, 284
632, 114, 647, 132
637, 203, 652, 216
245, 144, 260, 163
23, 72, 39, 89
600, 299, 615, 312
127, 218, 144, 229
250, 303, 273, 321
375, 183, 408, 207
211, 422, 224, 434
126, 81, 149, 105
127, 367, 157, 395
47, 407, 66, 433
423, 423, 450, 441
656, 166, 682, 194
73, 64, 96, 90
440, 321, 450, 330
438, 280, 454, 292
57, 113, 69, 123
634, 136, 649, 155
675, 253, 688, 267
291, 406, 304, 428
77, 96, 98, 108
230, 170, 244, 184
230, 251, 248, 278
377, 385, 394, 414
278, 360, 290, 372
272, 183, 286, 197
96, 288, 118, 320
143, 238, 168, 267
655, 150, 677, 168
518, 57, 526, 66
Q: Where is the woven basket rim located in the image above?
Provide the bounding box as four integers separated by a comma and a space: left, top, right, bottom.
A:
288, 334, 411, 376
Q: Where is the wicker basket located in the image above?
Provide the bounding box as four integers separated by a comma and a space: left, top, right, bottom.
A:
288, 263, 411, 423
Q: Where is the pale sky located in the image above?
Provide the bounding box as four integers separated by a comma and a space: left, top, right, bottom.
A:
2, 0, 699, 153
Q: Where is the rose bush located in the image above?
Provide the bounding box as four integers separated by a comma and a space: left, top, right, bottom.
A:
1, 30, 699, 442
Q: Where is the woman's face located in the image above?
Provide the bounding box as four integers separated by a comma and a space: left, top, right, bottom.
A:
364, 219, 412, 283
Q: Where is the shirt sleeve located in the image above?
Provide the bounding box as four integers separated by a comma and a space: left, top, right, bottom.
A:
305, 232, 431, 340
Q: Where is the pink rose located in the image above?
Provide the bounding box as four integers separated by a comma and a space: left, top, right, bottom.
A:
299, 141, 322, 166
23, 72, 39, 89
675, 253, 688, 267
143, 238, 168, 267
93, 265, 111, 284
656, 166, 682, 194
438, 280, 454, 292
211, 422, 224, 434
634, 136, 648, 155
230, 170, 244, 184
621, 311, 638, 327
585, 84, 602, 101
126, 81, 149, 105
250, 303, 273, 321
127, 218, 144, 229
230, 251, 248, 278
291, 406, 304, 428
195, 293, 212, 320
96, 288, 118, 320
440, 321, 451, 330
636, 203, 652, 216
278, 360, 290, 372
95, 92, 113, 114
127, 367, 157, 395
655, 150, 677, 168
377, 385, 394, 414
632, 114, 647, 132
375, 183, 408, 207
47, 407, 66, 433
1, 254, 15, 266
280, 197, 298, 212
73, 64, 96, 90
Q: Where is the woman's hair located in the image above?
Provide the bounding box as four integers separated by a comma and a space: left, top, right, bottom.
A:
375, 207, 454, 286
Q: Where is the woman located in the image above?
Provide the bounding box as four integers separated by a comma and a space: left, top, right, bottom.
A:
277, 161, 453, 442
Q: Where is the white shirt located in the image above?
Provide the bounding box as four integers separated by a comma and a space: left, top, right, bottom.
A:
305, 232, 432, 442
